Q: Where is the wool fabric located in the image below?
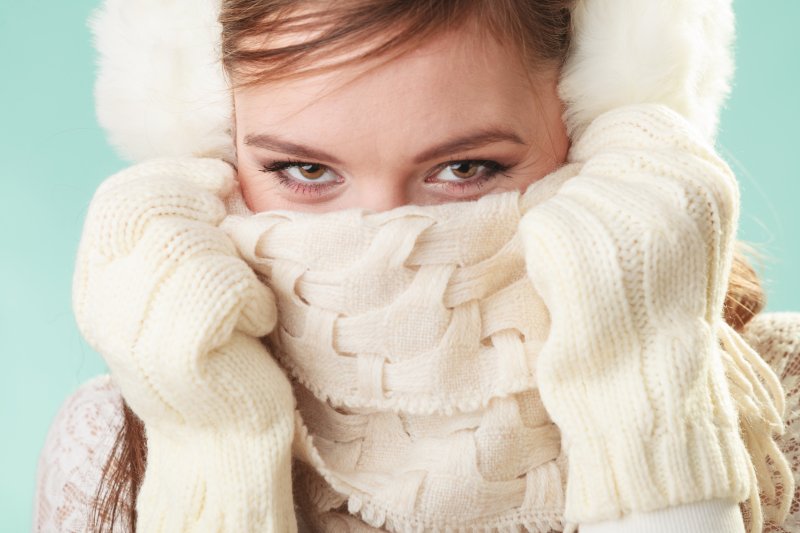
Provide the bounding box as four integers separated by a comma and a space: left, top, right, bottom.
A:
72, 158, 298, 532
225, 157, 573, 533
72, 0, 783, 530
71, 103, 792, 533
216, 104, 791, 532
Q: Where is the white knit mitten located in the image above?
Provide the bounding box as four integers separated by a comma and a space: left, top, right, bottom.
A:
72, 158, 297, 532
519, 104, 776, 529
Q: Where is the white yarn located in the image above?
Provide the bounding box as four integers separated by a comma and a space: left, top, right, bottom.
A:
216, 105, 790, 533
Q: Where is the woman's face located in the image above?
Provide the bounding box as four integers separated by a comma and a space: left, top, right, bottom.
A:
232, 29, 570, 213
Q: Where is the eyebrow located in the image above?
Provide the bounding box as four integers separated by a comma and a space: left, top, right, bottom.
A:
243, 127, 526, 165
244, 133, 344, 165
411, 128, 526, 164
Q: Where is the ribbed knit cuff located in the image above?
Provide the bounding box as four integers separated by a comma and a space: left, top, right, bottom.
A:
560, 366, 752, 524
137, 425, 297, 532
520, 104, 753, 526
580, 498, 746, 533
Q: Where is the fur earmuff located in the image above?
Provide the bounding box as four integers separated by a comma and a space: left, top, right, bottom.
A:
559, 0, 735, 143
89, 0, 735, 162
89, 0, 233, 162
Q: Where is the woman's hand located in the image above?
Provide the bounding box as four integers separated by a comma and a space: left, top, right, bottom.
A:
519, 104, 757, 528
72, 157, 297, 532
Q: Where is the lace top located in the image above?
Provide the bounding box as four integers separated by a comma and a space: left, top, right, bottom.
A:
32, 312, 800, 532
33, 374, 129, 532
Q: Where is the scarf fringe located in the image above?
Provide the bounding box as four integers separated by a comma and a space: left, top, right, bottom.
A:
717, 320, 794, 533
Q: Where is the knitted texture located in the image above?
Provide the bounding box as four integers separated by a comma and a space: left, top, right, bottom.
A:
71, 158, 297, 531
223, 162, 577, 533
218, 104, 791, 532
518, 105, 790, 531
33, 313, 800, 532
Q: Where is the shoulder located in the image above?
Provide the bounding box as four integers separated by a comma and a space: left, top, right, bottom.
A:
39, 374, 125, 460
33, 374, 125, 532
741, 312, 800, 378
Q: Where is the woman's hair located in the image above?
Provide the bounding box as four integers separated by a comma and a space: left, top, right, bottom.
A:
90, 400, 146, 531
89, 1, 767, 530
219, 0, 574, 90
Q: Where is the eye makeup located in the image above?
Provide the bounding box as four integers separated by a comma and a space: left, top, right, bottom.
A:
259, 158, 514, 198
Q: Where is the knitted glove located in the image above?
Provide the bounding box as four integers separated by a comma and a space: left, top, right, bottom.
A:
519, 104, 767, 529
72, 158, 297, 532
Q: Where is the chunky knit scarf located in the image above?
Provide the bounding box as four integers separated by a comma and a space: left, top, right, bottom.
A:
224, 165, 575, 532
220, 106, 792, 533
83, 0, 786, 530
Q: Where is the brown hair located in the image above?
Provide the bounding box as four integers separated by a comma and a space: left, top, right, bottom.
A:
89, 1, 767, 530
90, 399, 147, 531
219, 0, 574, 91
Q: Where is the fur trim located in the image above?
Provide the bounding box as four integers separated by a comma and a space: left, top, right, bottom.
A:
89, 0, 233, 162
559, 0, 735, 144
89, 0, 735, 162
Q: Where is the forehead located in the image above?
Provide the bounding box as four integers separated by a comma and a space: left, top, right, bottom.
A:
232, 29, 549, 152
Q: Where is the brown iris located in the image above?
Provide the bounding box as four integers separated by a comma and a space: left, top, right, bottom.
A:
449, 162, 479, 179
297, 163, 326, 180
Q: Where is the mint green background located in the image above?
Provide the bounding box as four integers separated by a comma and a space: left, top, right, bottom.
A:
1, 1, 798, 530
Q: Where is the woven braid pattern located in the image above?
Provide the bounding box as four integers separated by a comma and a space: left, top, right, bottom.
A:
222, 165, 581, 532
219, 105, 794, 532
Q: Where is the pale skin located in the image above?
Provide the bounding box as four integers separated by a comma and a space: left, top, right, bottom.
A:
231, 29, 570, 212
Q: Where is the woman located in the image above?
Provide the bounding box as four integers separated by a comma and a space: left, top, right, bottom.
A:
34, 0, 798, 531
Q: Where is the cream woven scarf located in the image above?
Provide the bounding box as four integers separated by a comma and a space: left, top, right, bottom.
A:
221, 165, 578, 532
221, 158, 787, 532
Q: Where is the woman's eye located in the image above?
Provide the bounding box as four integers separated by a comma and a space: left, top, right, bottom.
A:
259, 160, 342, 197
259, 158, 511, 198
442, 161, 480, 180
431, 160, 508, 184
284, 163, 336, 182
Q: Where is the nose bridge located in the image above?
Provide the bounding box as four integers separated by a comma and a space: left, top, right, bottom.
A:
358, 179, 409, 212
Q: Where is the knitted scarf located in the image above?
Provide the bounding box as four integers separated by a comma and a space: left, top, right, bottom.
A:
221, 158, 789, 533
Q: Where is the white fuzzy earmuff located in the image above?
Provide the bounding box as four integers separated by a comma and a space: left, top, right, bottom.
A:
88, 0, 735, 163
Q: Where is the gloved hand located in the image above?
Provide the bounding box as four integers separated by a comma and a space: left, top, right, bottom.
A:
72, 157, 297, 532
519, 104, 786, 531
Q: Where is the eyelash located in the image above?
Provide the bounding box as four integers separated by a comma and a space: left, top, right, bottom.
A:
260, 159, 340, 196
258, 158, 513, 197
